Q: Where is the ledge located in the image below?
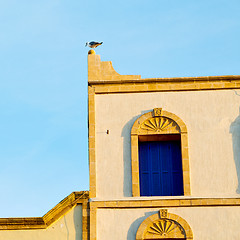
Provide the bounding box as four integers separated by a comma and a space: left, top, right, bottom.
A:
0, 191, 89, 230
89, 197, 240, 208
89, 75, 240, 94
89, 75, 240, 85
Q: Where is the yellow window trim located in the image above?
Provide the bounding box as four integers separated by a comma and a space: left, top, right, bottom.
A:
131, 108, 191, 197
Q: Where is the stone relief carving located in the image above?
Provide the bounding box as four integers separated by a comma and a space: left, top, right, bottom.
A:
136, 209, 193, 240
139, 117, 180, 133
153, 108, 162, 116
146, 219, 186, 239
159, 209, 168, 218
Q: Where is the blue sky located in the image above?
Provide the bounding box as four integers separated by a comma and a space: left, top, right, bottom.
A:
0, 0, 239, 217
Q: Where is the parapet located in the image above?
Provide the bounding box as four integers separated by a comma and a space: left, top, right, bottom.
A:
88, 50, 240, 94
88, 50, 141, 83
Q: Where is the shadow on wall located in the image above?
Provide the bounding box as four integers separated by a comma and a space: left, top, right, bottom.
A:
73, 205, 83, 240
230, 106, 240, 194
121, 110, 152, 197
127, 211, 158, 240
63, 215, 69, 240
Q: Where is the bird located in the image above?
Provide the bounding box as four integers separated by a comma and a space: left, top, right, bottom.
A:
85, 41, 103, 48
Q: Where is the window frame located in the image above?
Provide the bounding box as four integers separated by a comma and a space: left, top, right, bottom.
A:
131, 108, 191, 197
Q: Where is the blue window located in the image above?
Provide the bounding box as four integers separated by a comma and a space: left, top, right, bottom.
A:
139, 140, 184, 196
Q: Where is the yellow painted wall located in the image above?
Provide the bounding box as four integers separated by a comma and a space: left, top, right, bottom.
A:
95, 90, 240, 198
0, 205, 82, 240
97, 207, 240, 240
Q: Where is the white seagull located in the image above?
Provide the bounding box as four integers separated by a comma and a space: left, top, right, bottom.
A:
85, 41, 103, 48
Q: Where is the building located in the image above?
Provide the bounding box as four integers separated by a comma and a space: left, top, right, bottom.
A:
0, 50, 240, 239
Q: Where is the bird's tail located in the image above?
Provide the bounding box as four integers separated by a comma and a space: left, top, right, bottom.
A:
100, 42, 103, 44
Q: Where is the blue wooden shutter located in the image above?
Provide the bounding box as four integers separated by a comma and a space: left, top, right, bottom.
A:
139, 140, 183, 196
139, 142, 150, 196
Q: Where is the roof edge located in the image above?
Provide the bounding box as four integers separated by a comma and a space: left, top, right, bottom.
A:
0, 191, 89, 230
89, 75, 240, 85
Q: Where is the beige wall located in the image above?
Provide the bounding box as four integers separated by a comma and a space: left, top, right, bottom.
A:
0, 205, 82, 240
97, 207, 240, 240
95, 89, 240, 199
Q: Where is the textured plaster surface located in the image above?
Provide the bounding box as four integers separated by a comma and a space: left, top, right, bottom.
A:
95, 90, 240, 199
0, 205, 82, 240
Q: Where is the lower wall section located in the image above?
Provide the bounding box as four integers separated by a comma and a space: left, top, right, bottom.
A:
0, 205, 82, 240
97, 207, 240, 240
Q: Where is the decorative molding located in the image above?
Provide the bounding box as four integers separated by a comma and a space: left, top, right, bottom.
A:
159, 209, 168, 218
139, 116, 180, 134
136, 211, 193, 240
90, 197, 240, 208
88, 71, 240, 94
89, 74, 240, 85
146, 219, 185, 239
153, 108, 162, 117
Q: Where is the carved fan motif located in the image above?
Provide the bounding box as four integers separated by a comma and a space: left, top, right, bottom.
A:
145, 219, 185, 239
140, 117, 179, 133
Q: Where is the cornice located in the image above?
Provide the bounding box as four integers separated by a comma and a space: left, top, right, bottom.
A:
89, 75, 240, 85
89, 75, 240, 94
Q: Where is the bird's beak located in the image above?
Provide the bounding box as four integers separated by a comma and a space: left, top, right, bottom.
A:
85, 43, 87, 47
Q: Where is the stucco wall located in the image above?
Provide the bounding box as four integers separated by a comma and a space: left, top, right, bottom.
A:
97, 207, 240, 240
0, 205, 82, 240
95, 89, 240, 198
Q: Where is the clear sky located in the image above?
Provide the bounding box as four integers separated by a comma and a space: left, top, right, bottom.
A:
0, 0, 239, 217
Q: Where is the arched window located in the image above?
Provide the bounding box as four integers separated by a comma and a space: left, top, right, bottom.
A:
131, 108, 190, 197
136, 209, 193, 240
